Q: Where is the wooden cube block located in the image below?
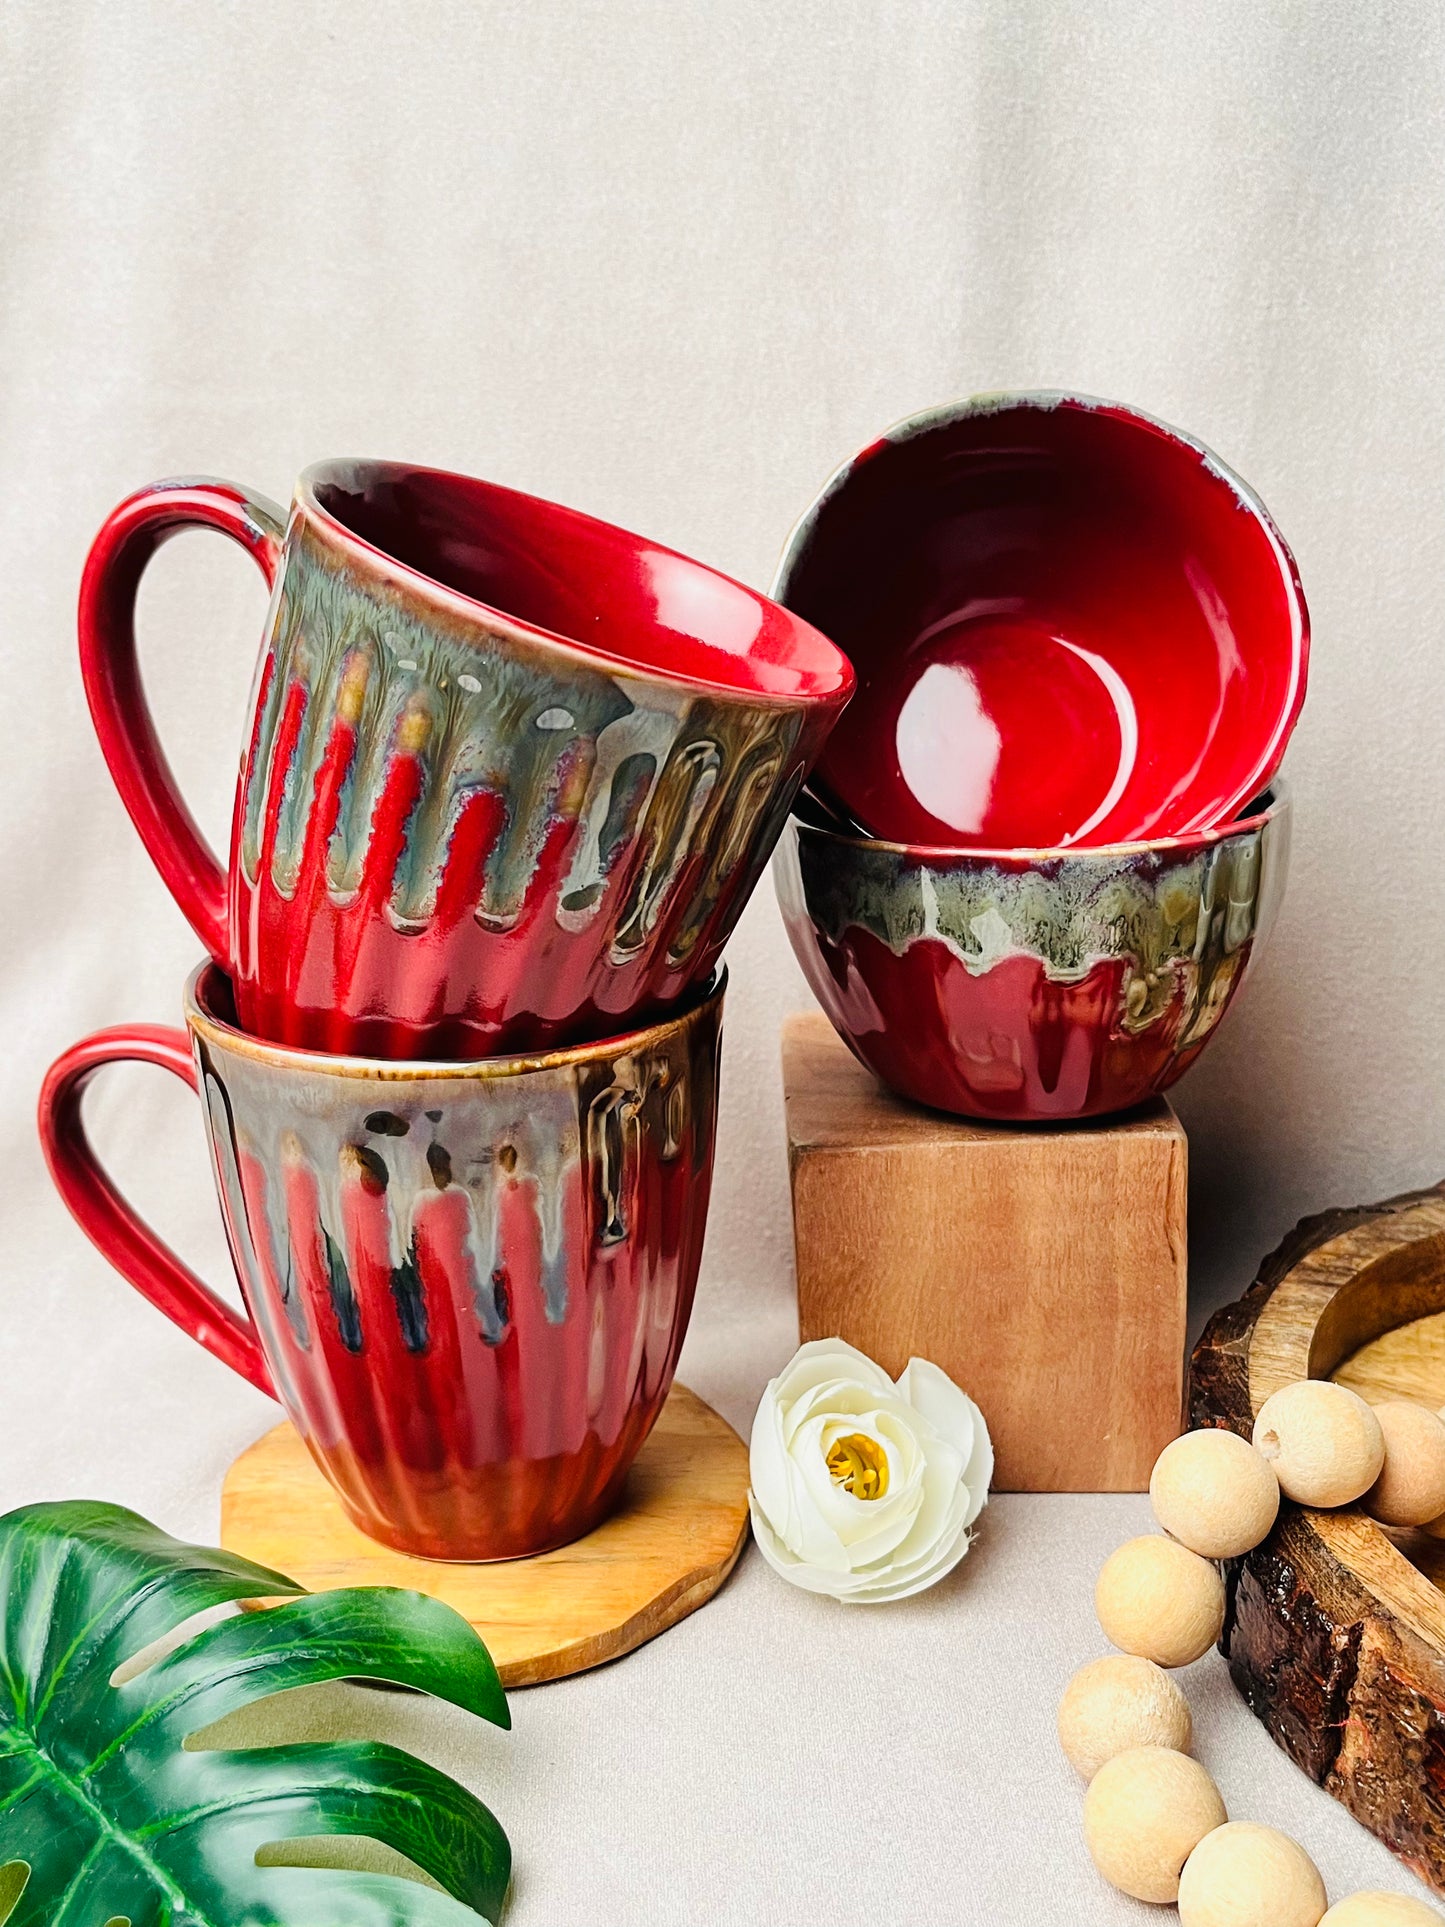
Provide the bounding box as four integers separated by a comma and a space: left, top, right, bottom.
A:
782, 1013, 1187, 1492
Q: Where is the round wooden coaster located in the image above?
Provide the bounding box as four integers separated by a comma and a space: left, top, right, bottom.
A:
220, 1383, 750, 1687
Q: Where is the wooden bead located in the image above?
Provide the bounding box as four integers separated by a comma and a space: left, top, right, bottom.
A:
1363, 1402, 1445, 1528
1151, 1428, 1281, 1558
1095, 1535, 1226, 1667
1320, 1894, 1445, 1924
1082, 1745, 1227, 1903
1057, 1654, 1193, 1779
1178, 1822, 1326, 1926
1252, 1380, 1385, 1507
1421, 1409, 1445, 1535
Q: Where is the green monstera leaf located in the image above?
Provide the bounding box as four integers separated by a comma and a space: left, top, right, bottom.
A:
0, 1501, 512, 1926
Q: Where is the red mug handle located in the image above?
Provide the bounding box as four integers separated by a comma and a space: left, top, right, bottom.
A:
78, 480, 288, 963
38, 1028, 276, 1398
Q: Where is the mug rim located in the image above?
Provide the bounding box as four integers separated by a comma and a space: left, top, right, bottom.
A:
184, 961, 726, 1080
790, 774, 1289, 862
295, 458, 854, 711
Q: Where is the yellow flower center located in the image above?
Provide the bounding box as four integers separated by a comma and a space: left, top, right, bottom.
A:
826, 1432, 889, 1500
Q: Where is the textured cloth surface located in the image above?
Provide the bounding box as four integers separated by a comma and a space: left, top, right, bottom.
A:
1, 2, 1442, 1920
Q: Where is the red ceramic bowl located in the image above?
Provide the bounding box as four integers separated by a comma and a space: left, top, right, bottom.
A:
775, 786, 1290, 1121
774, 393, 1308, 849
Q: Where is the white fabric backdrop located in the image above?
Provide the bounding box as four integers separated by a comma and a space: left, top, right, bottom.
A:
2, 2, 1442, 1919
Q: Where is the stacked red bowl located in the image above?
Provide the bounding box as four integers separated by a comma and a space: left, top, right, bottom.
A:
771, 392, 1307, 1122
41, 461, 854, 1556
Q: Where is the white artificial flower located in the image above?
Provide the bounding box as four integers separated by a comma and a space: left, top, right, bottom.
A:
748, 1338, 993, 1603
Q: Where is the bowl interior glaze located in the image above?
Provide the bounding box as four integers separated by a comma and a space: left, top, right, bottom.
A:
308, 460, 853, 703
776, 395, 1307, 849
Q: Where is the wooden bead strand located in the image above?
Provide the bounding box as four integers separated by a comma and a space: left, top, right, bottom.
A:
1068, 1388, 1445, 1920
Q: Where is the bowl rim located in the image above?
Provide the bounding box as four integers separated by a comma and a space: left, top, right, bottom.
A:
770, 388, 1309, 835
184, 961, 727, 1081
788, 774, 1289, 862
294, 458, 854, 711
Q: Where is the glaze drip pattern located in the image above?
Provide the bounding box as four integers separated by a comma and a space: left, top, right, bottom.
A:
229, 518, 816, 1055
192, 981, 722, 1560
776, 793, 1290, 1120
793, 827, 1275, 1036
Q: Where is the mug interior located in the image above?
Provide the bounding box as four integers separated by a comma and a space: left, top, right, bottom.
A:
304, 460, 851, 705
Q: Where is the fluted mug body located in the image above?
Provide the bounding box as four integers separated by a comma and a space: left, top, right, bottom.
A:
79, 462, 850, 1056
40, 965, 724, 1560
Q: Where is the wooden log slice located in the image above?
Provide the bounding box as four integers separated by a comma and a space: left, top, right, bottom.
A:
1190, 1181, 1445, 1893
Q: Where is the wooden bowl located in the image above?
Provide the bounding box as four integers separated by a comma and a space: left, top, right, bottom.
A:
1191, 1182, 1445, 1895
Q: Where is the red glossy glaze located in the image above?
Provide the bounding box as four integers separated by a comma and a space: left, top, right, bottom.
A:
806, 935, 1195, 1119
80, 465, 851, 1057
774, 788, 1291, 1121
77, 480, 285, 960
37, 1025, 275, 1392
38, 967, 723, 1560
775, 394, 1308, 849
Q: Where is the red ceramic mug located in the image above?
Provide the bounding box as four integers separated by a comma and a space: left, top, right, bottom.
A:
39, 963, 723, 1560
80, 463, 850, 1057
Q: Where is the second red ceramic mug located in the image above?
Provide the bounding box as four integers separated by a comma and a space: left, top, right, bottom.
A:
80, 462, 851, 1057
39, 965, 723, 1560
